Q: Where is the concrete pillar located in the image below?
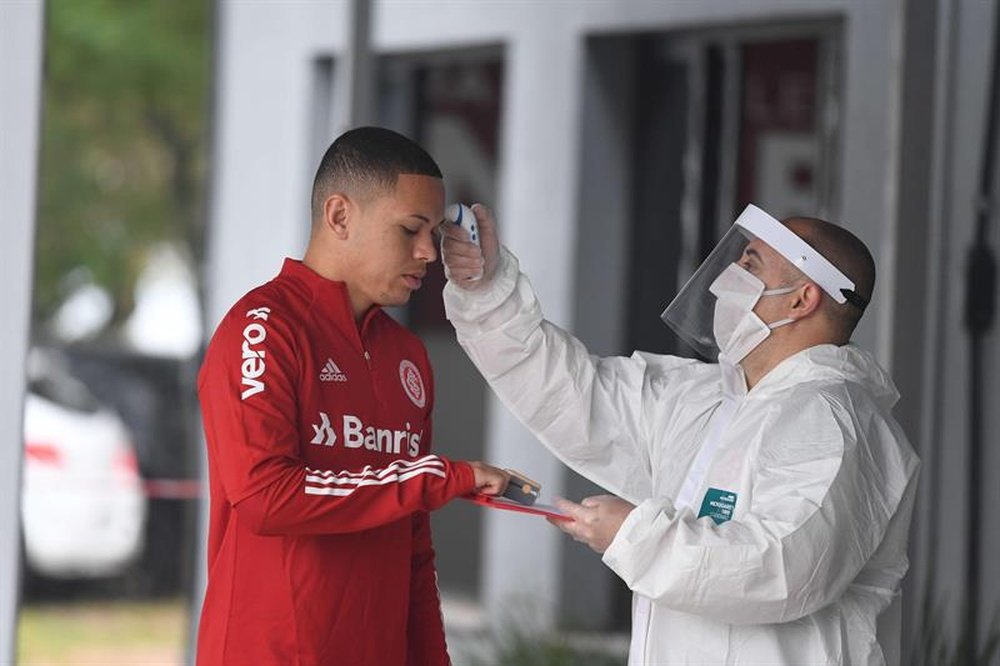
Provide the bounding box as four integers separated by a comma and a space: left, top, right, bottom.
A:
0, 0, 45, 661
839, 0, 903, 360
480, 14, 583, 630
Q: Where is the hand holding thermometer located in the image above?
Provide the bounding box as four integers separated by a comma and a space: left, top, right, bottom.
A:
445, 203, 480, 247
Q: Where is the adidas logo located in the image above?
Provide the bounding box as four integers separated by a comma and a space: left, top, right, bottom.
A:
320, 358, 348, 382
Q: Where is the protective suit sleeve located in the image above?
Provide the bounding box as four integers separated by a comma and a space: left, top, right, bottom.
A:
198, 305, 476, 536
444, 247, 691, 504
406, 511, 450, 666
601, 392, 918, 624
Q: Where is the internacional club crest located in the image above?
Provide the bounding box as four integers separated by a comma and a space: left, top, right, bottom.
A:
399, 360, 426, 408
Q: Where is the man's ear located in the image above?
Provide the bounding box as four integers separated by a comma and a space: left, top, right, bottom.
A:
790, 282, 824, 319
323, 193, 351, 239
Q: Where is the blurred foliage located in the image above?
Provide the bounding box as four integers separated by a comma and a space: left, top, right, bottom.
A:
466, 620, 626, 666
18, 598, 186, 663
34, 0, 211, 329
474, 637, 623, 666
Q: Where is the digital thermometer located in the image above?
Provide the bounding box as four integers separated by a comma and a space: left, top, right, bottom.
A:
445, 203, 479, 247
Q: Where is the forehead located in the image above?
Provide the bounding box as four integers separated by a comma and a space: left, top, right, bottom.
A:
386, 174, 444, 209
364, 174, 445, 229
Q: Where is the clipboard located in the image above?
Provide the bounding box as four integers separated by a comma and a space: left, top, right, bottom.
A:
462, 493, 572, 521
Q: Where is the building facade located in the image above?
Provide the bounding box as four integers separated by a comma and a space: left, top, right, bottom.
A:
196, 0, 999, 658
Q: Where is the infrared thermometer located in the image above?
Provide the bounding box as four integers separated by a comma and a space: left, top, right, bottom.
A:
445, 203, 479, 247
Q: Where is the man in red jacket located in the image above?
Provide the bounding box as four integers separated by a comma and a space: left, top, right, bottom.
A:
197, 126, 509, 665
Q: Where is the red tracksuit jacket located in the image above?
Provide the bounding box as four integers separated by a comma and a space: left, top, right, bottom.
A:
196, 258, 475, 665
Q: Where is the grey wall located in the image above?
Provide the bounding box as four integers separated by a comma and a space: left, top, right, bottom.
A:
908, 0, 1000, 651
891, 0, 940, 651
0, 0, 44, 661
563, 35, 638, 630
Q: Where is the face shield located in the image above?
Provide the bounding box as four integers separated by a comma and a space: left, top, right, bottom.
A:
660, 204, 861, 361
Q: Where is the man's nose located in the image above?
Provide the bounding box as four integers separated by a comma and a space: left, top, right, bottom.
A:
416, 229, 438, 263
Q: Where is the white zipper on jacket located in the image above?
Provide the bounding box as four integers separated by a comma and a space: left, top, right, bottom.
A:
675, 396, 739, 509
675, 361, 747, 509
628, 596, 652, 666
628, 365, 744, 665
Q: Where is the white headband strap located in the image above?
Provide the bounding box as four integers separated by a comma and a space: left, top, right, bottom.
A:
734, 204, 855, 305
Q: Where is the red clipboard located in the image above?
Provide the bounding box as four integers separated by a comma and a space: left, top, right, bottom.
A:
462, 493, 572, 521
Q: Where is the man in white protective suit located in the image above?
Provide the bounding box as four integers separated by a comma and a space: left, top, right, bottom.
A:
440, 203, 920, 666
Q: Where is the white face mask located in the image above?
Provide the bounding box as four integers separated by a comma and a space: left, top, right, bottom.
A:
708, 263, 797, 364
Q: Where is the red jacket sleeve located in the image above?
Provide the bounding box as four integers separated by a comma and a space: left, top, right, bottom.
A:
198, 303, 476, 536
407, 511, 450, 666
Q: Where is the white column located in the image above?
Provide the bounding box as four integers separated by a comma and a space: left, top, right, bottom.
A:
840, 0, 903, 362
203, 1, 349, 328
0, 0, 44, 662
481, 16, 584, 630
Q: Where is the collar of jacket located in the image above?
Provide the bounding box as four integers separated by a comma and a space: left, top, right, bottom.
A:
278, 257, 384, 338
743, 343, 900, 408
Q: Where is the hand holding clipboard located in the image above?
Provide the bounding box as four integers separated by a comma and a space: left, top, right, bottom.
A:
461, 467, 571, 520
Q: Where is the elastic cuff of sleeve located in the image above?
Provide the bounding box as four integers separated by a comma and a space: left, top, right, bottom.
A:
443, 246, 520, 323
450, 459, 478, 499
602, 497, 675, 572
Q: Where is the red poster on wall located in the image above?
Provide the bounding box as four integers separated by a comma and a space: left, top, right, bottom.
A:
736, 40, 821, 217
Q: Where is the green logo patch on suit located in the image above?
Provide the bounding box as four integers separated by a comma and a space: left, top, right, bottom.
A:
698, 488, 738, 525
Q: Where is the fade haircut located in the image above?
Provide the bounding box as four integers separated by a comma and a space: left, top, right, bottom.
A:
781, 217, 876, 342
310, 126, 442, 222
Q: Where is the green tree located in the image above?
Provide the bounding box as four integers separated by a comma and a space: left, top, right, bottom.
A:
34, 0, 211, 332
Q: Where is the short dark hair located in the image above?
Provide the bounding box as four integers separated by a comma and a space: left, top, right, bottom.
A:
783, 217, 876, 341
311, 126, 442, 220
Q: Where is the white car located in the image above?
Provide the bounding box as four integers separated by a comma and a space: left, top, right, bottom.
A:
21, 356, 147, 579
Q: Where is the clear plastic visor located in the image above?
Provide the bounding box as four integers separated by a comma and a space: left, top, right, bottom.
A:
660, 224, 756, 360
661, 203, 860, 359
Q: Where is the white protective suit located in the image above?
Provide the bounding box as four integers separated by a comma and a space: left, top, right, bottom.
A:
444, 247, 920, 666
